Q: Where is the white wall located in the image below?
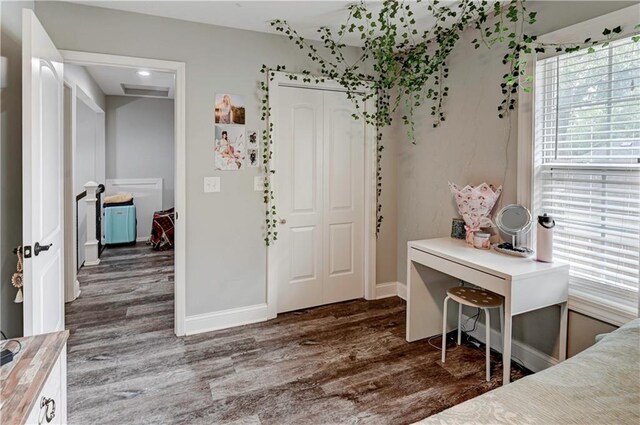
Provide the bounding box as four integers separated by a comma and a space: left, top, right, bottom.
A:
62, 63, 106, 268
33, 1, 370, 318
0, 0, 34, 338
75, 99, 101, 195
65, 63, 106, 111
105, 96, 175, 209
75, 98, 101, 266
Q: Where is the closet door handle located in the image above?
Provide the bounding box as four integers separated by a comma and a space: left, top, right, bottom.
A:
279, 218, 287, 225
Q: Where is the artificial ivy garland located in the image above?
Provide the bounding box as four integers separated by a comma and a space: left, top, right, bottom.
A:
259, 0, 639, 246
259, 65, 385, 246
259, 66, 332, 245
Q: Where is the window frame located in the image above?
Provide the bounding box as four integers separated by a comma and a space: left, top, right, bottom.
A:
518, 5, 640, 326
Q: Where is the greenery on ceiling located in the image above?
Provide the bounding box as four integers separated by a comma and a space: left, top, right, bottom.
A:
260, 0, 639, 246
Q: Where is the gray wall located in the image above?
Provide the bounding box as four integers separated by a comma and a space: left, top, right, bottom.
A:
105, 95, 175, 209
376, 120, 400, 285
567, 311, 617, 357
65, 64, 106, 112
394, 1, 634, 357
33, 1, 371, 317
0, 1, 33, 338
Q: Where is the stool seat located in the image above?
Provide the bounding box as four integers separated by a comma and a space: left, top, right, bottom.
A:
447, 287, 503, 308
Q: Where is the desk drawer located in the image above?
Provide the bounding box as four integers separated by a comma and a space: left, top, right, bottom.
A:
410, 248, 507, 295
24, 348, 65, 425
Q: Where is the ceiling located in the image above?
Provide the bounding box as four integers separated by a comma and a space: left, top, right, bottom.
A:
84, 64, 176, 99
65, 1, 452, 47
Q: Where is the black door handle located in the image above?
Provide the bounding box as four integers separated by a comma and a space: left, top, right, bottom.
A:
34, 242, 53, 256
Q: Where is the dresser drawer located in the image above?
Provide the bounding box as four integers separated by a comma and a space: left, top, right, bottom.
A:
24, 351, 63, 425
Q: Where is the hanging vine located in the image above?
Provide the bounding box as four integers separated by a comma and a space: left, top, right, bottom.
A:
259, 0, 639, 246
259, 65, 329, 246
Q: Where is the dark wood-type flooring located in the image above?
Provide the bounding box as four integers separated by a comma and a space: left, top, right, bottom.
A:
67, 244, 524, 425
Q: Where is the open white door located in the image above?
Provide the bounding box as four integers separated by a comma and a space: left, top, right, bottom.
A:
22, 9, 65, 336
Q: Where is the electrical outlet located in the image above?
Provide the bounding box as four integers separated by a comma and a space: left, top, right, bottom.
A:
254, 176, 264, 191
204, 177, 220, 193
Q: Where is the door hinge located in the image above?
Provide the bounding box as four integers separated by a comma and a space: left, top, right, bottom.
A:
23, 245, 32, 258
175, 211, 178, 220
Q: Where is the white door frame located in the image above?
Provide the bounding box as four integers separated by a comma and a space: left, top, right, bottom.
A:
266, 71, 377, 319
59, 50, 187, 336
62, 80, 106, 303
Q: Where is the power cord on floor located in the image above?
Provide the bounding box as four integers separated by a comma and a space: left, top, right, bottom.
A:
424, 278, 532, 374
428, 280, 483, 352
465, 333, 529, 373
428, 307, 481, 352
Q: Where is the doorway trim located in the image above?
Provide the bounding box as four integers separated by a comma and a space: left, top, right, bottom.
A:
59, 50, 187, 336
266, 71, 377, 319
62, 79, 106, 303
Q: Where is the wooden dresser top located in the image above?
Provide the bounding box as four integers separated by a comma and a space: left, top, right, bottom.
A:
0, 331, 68, 425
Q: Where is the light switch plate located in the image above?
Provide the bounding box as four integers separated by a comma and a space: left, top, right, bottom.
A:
204, 177, 220, 193
254, 176, 264, 191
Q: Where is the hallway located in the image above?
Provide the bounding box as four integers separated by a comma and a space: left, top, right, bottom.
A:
65, 245, 524, 425
66, 244, 175, 423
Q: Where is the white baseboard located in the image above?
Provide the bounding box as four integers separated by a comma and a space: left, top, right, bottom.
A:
397, 282, 407, 300
136, 236, 149, 242
185, 303, 268, 336
376, 282, 400, 299
461, 313, 557, 373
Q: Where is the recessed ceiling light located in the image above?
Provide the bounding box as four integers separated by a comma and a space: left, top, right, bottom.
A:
137, 70, 151, 77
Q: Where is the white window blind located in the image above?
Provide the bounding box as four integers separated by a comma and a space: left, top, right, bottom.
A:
534, 36, 640, 315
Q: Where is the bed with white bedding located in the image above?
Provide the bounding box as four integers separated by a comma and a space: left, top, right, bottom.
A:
417, 318, 640, 425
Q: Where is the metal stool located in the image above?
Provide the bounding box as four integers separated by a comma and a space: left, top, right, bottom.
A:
441, 286, 504, 381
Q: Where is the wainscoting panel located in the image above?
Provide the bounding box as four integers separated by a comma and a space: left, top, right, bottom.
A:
105, 178, 163, 241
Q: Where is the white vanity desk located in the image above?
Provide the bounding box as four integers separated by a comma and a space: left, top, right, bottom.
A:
406, 237, 569, 384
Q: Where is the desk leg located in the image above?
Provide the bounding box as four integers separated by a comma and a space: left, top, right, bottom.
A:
406, 247, 454, 342
559, 302, 568, 361
502, 297, 512, 385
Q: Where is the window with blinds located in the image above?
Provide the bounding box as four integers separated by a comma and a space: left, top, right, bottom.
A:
534, 36, 639, 311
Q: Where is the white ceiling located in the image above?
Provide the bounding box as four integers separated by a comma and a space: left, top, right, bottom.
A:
66, 1, 451, 47
84, 64, 176, 98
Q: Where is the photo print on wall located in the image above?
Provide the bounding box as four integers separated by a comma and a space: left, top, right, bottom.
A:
247, 129, 259, 149
246, 129, 259, 168
214, 125, 246, 170
247, 148, 259, 168
214, 93, 246, 125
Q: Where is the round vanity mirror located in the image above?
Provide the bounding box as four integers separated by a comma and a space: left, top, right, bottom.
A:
495, 204, 533, 246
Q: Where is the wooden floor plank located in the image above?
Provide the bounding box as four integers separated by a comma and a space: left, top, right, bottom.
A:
66, 244, 524, 424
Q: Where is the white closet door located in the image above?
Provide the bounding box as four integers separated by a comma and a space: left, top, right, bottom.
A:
276, 87, 325, 313
276, 86, 365, 313
322, 90, 364, 304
